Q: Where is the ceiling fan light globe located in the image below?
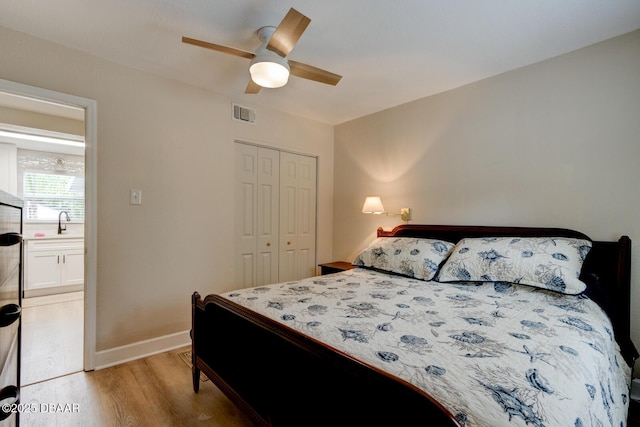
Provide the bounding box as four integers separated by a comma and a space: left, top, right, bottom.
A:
249, 61, 289, 88
249, 49, 290, 88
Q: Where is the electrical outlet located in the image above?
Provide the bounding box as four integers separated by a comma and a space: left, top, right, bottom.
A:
130, 189, 142, 205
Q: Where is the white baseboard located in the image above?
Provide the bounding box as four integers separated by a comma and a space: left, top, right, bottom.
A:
94, 330, 191, 370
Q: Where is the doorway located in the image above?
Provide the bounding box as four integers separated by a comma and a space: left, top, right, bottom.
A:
0, 79, 98, 375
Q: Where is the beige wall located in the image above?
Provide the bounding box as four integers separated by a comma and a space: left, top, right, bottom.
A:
0, 106, 84, 135
0, 26, 334, 350
334, 30, 640, 353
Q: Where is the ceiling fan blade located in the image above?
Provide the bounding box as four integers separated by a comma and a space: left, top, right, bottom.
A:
245, 79, 262, 94
182, 36, 255, 59
289, 60, 342, 86
267, 8, 311, 58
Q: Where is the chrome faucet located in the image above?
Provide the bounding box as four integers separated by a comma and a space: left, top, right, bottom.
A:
58, 211, 70, 234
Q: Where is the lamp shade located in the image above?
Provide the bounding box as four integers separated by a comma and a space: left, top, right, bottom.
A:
249, 49, 290, 88
362, 196, 385, 214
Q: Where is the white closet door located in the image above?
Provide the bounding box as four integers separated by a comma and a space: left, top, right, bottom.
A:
256, 148, 279, 286
296, 154, 317, 279
279, 152, 317, 282
234, 144, 279, 287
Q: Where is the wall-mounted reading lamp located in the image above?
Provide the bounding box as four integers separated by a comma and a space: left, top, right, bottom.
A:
361, 196, 411, 222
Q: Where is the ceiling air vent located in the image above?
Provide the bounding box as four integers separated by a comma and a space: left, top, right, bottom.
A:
232, 103, 256, 124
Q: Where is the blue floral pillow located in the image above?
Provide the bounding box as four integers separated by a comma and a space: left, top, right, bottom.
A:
436, 237, 592, 294
353, 237, 455, 281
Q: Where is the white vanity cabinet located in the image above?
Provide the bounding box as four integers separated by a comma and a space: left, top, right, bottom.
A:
24, 237, 84, 297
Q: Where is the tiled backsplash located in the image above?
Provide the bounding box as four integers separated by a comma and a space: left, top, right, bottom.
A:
18, 149, 84, 174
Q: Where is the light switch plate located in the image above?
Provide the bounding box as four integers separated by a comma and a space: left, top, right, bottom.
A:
130, 189, 142, 205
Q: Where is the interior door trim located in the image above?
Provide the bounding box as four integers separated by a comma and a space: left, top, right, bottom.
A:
0, 78, 98, 371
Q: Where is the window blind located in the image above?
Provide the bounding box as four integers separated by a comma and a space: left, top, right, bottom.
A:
23, 171, 85, 221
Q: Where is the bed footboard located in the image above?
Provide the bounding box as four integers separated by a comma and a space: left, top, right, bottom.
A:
191, 292, 459, 426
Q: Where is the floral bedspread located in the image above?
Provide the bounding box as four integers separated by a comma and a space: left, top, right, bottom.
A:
222, 268, 631, 426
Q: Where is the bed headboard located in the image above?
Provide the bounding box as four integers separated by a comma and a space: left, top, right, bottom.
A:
377, 224, 637, 366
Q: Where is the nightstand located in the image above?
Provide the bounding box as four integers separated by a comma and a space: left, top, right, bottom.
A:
318, 261, 357, 275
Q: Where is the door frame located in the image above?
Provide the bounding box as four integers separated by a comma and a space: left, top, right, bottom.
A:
0, 78, 98, 370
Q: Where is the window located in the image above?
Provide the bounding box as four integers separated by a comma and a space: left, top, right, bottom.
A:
23, 170, 84, 221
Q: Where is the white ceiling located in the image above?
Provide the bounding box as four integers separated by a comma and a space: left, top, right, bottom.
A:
1, 0, 639, 125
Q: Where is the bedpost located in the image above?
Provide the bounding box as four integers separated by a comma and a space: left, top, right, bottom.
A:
191, 291, 201, 393
618, 236, 631, 328
616, 236, 637, 365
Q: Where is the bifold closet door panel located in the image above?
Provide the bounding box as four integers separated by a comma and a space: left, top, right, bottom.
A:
234, 144, 280, 288
279, 152, 316, 282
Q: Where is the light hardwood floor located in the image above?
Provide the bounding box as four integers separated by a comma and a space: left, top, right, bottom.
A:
21, 291, 84, 385
19, 294, 254, 426
21, 346, 256, 426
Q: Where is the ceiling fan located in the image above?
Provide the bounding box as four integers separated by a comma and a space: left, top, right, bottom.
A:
182, 8, 342, 94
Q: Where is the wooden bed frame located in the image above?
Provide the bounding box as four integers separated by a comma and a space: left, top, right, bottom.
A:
192, 224, 636, 426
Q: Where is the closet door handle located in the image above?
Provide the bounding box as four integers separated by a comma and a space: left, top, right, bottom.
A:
0, 385, 19, 421
0, 233, 22, 247
266, 243, 271, 247
0, 304, 21, 327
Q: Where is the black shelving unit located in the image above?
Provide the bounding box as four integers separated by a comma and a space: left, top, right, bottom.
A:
0, 190, 23, 427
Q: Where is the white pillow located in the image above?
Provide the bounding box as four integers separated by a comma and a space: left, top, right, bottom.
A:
353, 237, 455, 281
436, 237, 592, 294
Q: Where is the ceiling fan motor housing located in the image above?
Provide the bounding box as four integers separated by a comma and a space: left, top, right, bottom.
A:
249, 26, 290, 88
